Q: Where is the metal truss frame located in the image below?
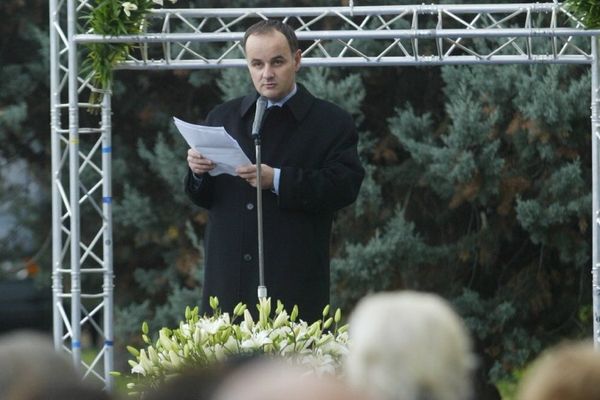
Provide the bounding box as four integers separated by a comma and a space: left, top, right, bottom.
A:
49, 0, 600, 389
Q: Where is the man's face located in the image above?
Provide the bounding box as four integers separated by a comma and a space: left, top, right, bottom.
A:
245, 30, 301, 101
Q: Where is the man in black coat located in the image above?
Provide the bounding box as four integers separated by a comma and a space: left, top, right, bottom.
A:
185, 20, 364, 323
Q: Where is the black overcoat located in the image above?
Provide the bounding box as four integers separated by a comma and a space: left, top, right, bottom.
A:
185, 84, 364, 323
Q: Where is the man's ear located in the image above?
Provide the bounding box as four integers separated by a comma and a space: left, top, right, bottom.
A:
294, 49, 302, 71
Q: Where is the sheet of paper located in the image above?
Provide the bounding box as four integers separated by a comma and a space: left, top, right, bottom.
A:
173, 117, 252, 176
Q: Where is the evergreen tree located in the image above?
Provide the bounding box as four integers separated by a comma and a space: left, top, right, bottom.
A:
332, 62, 592, 385
0, 0, 52, 277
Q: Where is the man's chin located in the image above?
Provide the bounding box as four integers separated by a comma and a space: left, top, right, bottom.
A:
259, 88, 282, 101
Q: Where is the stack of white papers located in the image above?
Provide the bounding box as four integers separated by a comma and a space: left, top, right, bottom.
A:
173, 117, 252, 176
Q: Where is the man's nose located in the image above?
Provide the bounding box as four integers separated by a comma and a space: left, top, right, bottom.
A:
263, 64, 275, 78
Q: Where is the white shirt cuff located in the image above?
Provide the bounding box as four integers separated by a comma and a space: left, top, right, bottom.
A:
273, 168, 281, 195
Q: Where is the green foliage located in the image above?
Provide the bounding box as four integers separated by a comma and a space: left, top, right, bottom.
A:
565, 0, 600, 28
332, 62, 591, 384
0, 1, 52, 279
81, 0, 177, 105
217, 68, 254, 101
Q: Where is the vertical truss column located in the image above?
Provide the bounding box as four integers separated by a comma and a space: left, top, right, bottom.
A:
591, 36, 600, 348
49, 0, 115, 389
49, 0, 64, 353
101, 92, 115, 390
67, 0, 82, 366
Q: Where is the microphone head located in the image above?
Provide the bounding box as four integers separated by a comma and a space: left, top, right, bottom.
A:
252, 96, 268, 137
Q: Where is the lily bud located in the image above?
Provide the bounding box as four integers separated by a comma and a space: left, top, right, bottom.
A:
233, 302, 247, 317
169, 350, 182, 368
276, 300, 284, 314
244, 309, 254, 330
288, 305, 298, 322
142, 334, 151, 344
322, 304, 330, 318
127, 346, 140, 357
209, 296, 219, 311
148, 346, 159, 364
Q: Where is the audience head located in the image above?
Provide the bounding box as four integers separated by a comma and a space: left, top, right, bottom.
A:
345, 291, 475, 400
143, 367, 222, 400
517, 340, 600, 400
0, 330, 83, 400
212, 357, 368, 400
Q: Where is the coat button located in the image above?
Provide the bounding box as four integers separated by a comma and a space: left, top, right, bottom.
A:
243, 254, 252, 262
246, 203, 254, 210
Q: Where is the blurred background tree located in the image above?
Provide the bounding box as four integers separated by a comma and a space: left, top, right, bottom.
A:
0, 0, 592, 397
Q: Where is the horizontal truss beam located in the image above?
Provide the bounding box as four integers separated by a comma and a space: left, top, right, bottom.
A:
73, 3, 596, 68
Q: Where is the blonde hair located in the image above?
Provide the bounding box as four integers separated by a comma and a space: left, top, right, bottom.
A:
345, 291, 475, 400
517, 341, 600, 400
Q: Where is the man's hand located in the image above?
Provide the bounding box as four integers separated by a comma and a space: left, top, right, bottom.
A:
236, 164, 274, 189
187, 149, 215, 175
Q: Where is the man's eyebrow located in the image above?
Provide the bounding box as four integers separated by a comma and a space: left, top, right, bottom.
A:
249, 55, 286, 63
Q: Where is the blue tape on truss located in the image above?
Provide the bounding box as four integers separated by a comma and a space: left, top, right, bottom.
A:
102, 197, 112, 204
72, 340, 81, 349
105, 340, 114, 347
102, 147, 112, 153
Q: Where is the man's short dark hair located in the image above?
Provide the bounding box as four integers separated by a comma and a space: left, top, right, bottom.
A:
243, 20, 299, 54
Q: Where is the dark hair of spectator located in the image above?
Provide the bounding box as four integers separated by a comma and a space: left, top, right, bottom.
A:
243, 20, 299, 53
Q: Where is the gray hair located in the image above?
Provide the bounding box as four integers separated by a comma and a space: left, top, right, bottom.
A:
345, 291, 476, 400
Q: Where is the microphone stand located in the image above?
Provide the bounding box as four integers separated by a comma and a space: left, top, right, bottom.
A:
252, 121, 267, 301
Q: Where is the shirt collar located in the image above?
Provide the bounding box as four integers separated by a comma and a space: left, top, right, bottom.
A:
267, 84, 297, 108
240, 83, 314, 121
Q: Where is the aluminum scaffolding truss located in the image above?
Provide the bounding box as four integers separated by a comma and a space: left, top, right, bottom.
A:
49, 0, 600, 389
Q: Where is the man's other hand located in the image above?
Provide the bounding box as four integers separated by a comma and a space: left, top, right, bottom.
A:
187, 149, 215, 175
236, 164, 274, 189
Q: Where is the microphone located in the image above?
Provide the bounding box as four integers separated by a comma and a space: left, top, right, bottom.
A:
251, 96, 268, 140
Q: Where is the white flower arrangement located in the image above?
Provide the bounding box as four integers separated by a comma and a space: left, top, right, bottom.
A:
122, 297, 349, 396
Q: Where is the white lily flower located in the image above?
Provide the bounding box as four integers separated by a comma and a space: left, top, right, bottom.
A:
273, 310, 289, 329
168, 0, 178, 3
180, 322, 191, 338
241, 330, 272, 350
131, 362, 146, 375
319, 337, 349, 357
152, 0, 163, 5
121, 2, 137, 17
277, 339, 294, 356
213, 344, 227, 361
159, 330, 173, 350
223, 335, 239, 353
139, 349, 154, 374
193, 326, 204, 344
197, 318, 226, 335
270, 326, 291, 341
